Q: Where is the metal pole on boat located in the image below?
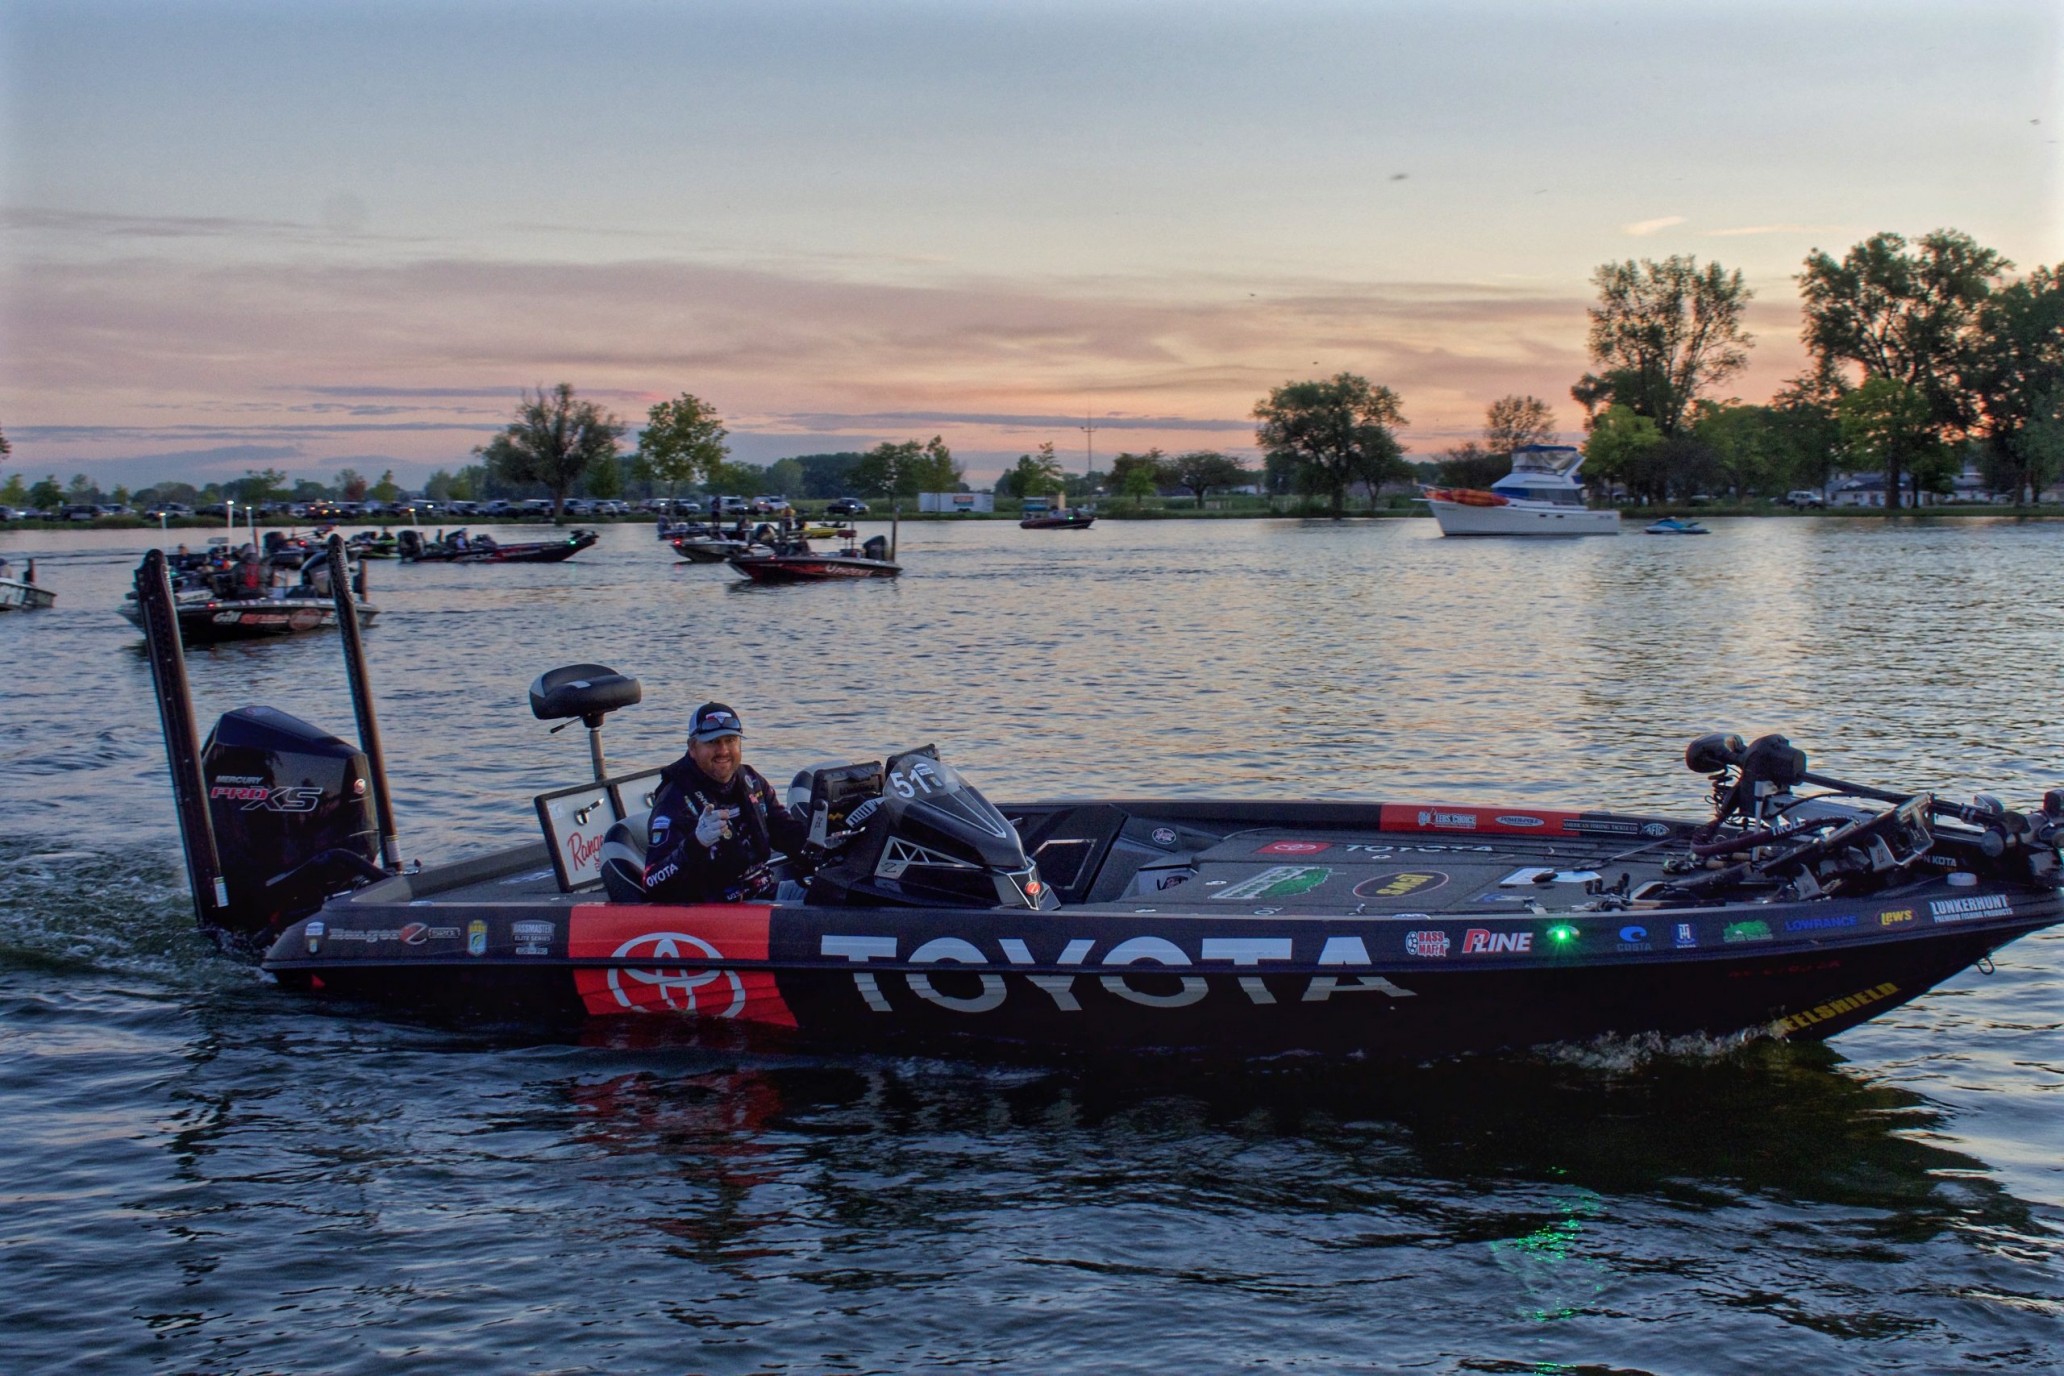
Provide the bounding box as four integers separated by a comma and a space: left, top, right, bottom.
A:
326, 535, 401, 871
134, 549, 230, 931
891, 500, 899, 563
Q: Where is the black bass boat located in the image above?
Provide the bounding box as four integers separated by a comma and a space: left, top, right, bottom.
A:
119, 546, 375, 643
133, 545, 2064, 1058
397, 527, 598, 563
1020, 510, 1095, 530
728, 530, 900, 582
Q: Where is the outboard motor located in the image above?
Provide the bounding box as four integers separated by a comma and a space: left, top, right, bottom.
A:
397, 528, 423, 560
201, 706, 381, 942
807, 746, 1059, 910
861, 534, 889, 561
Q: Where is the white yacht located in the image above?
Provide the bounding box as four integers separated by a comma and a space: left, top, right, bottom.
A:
1423, 444, 1620, 536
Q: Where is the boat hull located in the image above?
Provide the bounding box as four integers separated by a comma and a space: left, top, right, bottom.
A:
729, 554, 901, 582
119, 597, 378, 642
405, 531, 598, 563
0, 577, 55, 610
1428, 498, 1621, 536
1021, 514, 1096, 530
255, 797, 2064, 1059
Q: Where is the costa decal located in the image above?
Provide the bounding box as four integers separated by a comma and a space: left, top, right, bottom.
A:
569, 904, 796, 1026
1929, 894, 2011, 922
1617, 925, 1649, 945
1210, 866, 1331, 901
1771, 982, 1899, 1037
1257, 840, 1332, 856
1461, 928, 1533, 955
1351, 871, 1448, 900
1403, 930, 1450, 958
1877, 909, 1915, 927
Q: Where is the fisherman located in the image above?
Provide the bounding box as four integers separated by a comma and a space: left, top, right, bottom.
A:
642, 702, 807, 903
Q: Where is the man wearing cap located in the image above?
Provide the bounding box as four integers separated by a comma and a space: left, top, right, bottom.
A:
641, 701, 807, 903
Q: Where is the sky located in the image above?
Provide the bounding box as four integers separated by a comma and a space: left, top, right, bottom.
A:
2, 0, 2058, 490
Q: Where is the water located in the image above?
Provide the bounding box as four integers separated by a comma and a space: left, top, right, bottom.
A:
3, 516, 2062, 1373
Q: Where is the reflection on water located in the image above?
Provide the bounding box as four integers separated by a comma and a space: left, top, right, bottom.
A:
5, 517, 2064, 1371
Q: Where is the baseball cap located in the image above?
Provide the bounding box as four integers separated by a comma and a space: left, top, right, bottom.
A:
689, 702, 744, 742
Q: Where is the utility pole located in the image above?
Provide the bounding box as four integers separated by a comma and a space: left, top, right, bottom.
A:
1078, 412, 1097, 478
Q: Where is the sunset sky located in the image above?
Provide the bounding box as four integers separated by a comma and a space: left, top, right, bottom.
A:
3, 0, 2058, 489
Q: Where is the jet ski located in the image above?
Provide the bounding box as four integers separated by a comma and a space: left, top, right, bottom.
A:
131, 548, 2064, 1059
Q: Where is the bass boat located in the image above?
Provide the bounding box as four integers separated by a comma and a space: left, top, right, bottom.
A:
728, 531, 900, 582
1423, 445, 1620, 536
132, 547, 2064, 1059
119, 547, 374, 643
398, 528, 598, 563
0, 558, 55, 610
1021, 511, 1096, 530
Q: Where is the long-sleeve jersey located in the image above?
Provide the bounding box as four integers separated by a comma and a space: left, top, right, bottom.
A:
641, 755, 808, 903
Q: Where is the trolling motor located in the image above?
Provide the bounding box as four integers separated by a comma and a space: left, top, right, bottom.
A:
1677, 730, 2064, 898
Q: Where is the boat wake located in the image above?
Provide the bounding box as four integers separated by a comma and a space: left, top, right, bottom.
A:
0, 836, 250, 990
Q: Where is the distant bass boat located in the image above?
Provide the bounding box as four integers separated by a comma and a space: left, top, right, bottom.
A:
119, 546, 375, 643
1423, 445, 1620, 536
0, 559, 54, 611
728, 530, 900, 582
130, 552, 2064, 1060
398, 528, 598, 563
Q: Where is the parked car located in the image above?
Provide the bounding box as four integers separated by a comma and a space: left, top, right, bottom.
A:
144, 502, 194, 518
61, 504, 105, 522
0, 505, 27, 522
825, 497, 870, 517
751, 495, 792, 515
1785, 490, 1825, 509
447, 500, 479, 516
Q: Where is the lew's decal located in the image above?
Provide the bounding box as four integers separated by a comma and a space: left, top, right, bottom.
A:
1877, 909, 1915, 927
1929, 894, 2011, 922
1351, 871, 1448, 900
568, 904, 798, 1026
1771, 982, 1899, 1037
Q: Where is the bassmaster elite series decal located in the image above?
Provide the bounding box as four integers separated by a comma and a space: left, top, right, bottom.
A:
1209, 866, 1333, 901
1929, 893, 2012, 922
569, 904, 796, 1026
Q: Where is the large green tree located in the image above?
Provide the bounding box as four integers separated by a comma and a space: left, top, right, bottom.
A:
1967, 264, 2064, 504
1582, 405, 1666, 503
1108, 449, 1164, 507
998, 442, 1068, 500
635, 392, 728, 501
478, 384, 625, 521
1252, 373, 1409, 517
852, 437, 962, 499
1163, 450, 1249, 507
1836, 377, 1953, 506
1483, 394, 1558, 456
1575, 257, 1753, 438
1798, 229, 2009, 507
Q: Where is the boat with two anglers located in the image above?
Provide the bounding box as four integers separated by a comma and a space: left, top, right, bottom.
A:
397, 527, 598, 563
130, 555, 2064, 1059
728, 525, 901, 582
0, 555, 55, 611
118, 541, 375, 643
1422, 444, 1620, 536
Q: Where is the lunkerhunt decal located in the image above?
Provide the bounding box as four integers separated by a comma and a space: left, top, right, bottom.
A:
1929, 894, 2011, 922
569, 904, 796, 1026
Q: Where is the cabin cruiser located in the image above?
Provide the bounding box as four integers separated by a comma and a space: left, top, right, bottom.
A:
1423, 445, 1621, 536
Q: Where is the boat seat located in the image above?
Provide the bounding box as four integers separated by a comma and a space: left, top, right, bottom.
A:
529, 663, 642, 725
600, 809, 652, 902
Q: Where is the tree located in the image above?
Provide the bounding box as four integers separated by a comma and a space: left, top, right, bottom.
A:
477, 383, 625, 521
1252, 372, 1409, 517
1434, 442, 1505, 490
1582, 406, 1665, 503
1967, 265, 2064, 504
1107, 449, 1165, 508
336, 468, 369, 501
30, 475, 62, 511
1, 473, 29, 505
228, 468, 287, 506
370, 470, 402, 505
1798, 229, 2009, 508
635, 392, 728, 501
1837, 377, 1952, 507
852, 437, 962, 499
1575, 256, 1753, 438
1484, 395, 1558, 457
1163, 450, 1248, 507
997, 442, 1067, 500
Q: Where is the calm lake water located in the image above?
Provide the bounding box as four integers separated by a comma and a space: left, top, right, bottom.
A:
3, 515, 2061, 1373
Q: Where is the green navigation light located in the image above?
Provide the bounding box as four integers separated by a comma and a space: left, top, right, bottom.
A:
1547, 923, 1580, 945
